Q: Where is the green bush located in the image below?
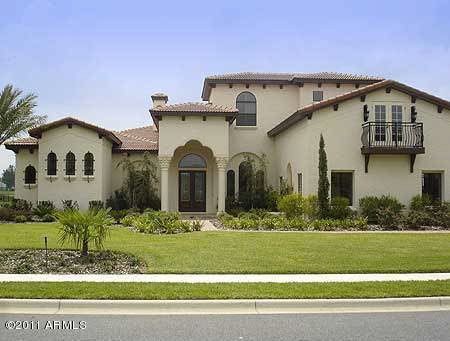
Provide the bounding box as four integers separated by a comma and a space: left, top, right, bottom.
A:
405, 210, 433, 230
109, 210, 129, 223
11, 199, 33, 211
329, 197, 353, 219
42, 214, 56, 222
106, 190, 129, 210
376, 207, 404, 230
33, 201, 55, 218
61, 200, 79, 211
277, 194, 306, 218
121, 211, 200, 234
359, 195, 404, 223
89, 200, 104, 211
14, 215, 28, 223
0, 207, 15, 221
410, 194, 434, 211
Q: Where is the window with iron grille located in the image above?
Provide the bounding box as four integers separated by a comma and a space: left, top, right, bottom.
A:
47, 152, 57, 176
313, 91, 323, 102
236, 92, 256, 126
84, 152, 94, 176
297, 173, 303, 195
25, 165, 36, 184
65, 152, 76, 175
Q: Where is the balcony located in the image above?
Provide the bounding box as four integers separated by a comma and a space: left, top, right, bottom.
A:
361, 122, 425, 173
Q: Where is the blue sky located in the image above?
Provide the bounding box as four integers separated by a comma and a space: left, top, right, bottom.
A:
1, 0, 450, 171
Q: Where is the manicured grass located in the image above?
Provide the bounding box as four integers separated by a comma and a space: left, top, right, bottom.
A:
0, 281, 449, 300
1, 223, 449, 274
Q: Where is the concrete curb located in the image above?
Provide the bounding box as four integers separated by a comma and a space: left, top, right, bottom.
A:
1, 297, 449, 315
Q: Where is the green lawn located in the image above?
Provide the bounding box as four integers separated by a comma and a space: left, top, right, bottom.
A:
1, 223, 449, 274
1, 281, 449, 300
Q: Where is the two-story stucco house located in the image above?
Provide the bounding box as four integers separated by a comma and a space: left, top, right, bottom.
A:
5, 72, 450, 212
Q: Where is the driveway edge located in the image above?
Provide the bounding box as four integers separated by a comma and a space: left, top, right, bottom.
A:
0, 297, 449, 315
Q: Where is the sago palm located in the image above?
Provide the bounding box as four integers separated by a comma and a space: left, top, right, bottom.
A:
0, 84, 46, 145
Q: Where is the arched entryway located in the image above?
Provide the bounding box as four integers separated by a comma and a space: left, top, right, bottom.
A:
178, 153, 207, 212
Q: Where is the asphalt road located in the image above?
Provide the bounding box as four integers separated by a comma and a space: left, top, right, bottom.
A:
1, 311, 449, 341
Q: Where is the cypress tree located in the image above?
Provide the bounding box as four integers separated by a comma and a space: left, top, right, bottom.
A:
318, 134, 330, 218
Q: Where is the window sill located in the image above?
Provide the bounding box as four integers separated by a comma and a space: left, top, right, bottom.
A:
82, 176, 95, 181
64, 175, 77, 181
45, 175, 58, 180
23, 184, 37, 188
234, 126, 258, 130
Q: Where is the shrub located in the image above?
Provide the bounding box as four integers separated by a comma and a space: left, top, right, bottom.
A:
404, 210, 433, 230
121, 211, 200, 234
376, 207, 404, 230
329, 197, 353, 219
61, 200, 79, 211
14, 215, 28, 223
109, 210, 129, 223
106, 190, 129, 210
359, 195, 404, 223
0, 207, 15, 221
191, 220, 203, 231
277, 194, 305, 218
89, 200, 104, 211
33, 201, 55, 218
11, 199, 32, 211
410, 194, 434, 211
56, 208, 114, 256
42, 214, 56, 222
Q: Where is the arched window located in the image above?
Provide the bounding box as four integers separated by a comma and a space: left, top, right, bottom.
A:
24, 165, 36, 184
239, 161, 253, 193
179, 154, 206, 169
65, 152, 76, 176
84, 152, 94, 176
236, 92, 256, 126
227, 170, 235, 197
47, 152, 57, 176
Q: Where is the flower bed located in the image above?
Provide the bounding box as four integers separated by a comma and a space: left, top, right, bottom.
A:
121, 211, 202, 234
0, 249, 145, 274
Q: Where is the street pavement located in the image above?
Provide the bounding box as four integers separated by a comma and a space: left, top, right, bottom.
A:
1, 311, 449, 340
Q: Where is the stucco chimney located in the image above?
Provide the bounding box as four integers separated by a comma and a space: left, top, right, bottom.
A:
151, 92, 168, 108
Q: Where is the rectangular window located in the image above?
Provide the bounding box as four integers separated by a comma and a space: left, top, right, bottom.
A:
297, 173, 303, 195
313, 91, 323, 102
392, 105, 403, 142
422, 172, 442, 202
374, 105, 386, 142
331, 172, 353, 205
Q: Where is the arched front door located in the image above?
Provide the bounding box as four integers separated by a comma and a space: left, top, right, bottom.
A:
178, 154, 206, 212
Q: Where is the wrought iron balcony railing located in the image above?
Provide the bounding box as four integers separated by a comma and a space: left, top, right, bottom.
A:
361, 122, 424, 152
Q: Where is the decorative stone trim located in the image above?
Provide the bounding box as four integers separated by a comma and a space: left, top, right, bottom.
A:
158, 156, 172, 169
215, 157, 229, 169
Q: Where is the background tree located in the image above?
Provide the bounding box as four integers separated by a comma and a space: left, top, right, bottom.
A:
118, 152, 159, 210
0, 84, 46, 146
1, 165, 15, 190
317, 134, 330, 218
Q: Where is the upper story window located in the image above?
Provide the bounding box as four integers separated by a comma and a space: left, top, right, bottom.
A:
65, 152, 76, 176
84, 152, 94, 176
47, 152, 57, 176
236, 92, 256, 126
313, 91, 323, 102
25, 165, 36, 184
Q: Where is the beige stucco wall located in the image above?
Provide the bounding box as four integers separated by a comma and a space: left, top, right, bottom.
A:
35, 125, 112, 210
274, 87, 450, 207
14, 148, 39, 203
158, 116, 229, 157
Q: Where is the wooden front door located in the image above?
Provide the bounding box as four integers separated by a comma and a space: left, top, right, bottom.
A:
179, 171, 206, 212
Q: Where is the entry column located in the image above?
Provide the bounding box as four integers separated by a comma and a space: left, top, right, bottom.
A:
159, 156, 172, 211
216, 157, 229, 213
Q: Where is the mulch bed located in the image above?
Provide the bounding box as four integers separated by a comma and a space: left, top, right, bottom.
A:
0, 249, 146, 274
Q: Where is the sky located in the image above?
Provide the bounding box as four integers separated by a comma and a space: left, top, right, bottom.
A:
1, 0, 450, 172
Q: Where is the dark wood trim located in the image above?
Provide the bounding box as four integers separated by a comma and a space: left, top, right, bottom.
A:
298, 82, 304, 87
355, 83, 360, 89
333, 104, 339, 111
245, 84, 249, 89
336, 83, 341, 88
361, 147, 425, 155
262, 84, 266, 89
280, 85, 283, 89
318, 82, 322, 88
307, 112, 313, 120
228, 84, 233, 88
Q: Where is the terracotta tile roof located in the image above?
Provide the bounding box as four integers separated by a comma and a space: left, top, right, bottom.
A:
202, 72, 384, 100
4, 137, 38, 152
28, 117, 122, 145
151, 102, 238, 113
268, 80, 450, 137
113, 126, 158, 152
